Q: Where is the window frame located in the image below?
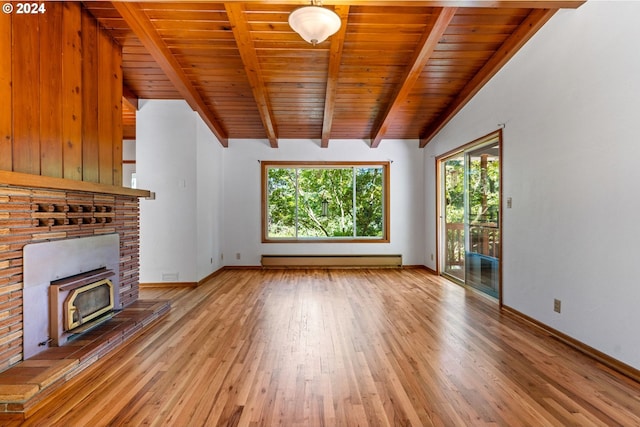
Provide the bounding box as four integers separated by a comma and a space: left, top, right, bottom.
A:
261, 161, 391, 243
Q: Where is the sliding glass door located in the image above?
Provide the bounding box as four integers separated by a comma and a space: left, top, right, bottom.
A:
439, 132, 501, 298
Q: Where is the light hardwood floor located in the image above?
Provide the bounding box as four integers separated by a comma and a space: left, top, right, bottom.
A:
10, 268, 640, 426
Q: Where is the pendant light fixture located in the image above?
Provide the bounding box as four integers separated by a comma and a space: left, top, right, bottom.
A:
288, 1, 341, 46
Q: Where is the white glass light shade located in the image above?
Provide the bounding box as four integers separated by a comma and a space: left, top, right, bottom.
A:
288, 6, 341, 45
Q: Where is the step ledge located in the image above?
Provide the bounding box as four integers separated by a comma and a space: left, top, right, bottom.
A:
0, 300, 170, 418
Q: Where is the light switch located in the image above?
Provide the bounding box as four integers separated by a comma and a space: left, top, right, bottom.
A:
506, 197, 512, 208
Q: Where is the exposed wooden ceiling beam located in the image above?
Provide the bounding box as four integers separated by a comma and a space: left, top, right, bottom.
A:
225, 3, 279, 148
321, 5, 350, 149
420, 8, 558, 147
112, 2, 229, 147
122, 85, 138, 111
131, 1, 584, 9
370, 7, 457, 148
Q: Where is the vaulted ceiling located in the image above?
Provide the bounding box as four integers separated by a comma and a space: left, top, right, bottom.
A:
84, 1, 583, 148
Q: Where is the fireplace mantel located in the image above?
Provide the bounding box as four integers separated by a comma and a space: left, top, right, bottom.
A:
0, 170, 151, 198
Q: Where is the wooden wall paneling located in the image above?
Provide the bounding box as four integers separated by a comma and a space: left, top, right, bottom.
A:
39, 3, 64, 178
11, 11, 40, 175
4, 2, 125, 183
97, 30, 114, 185
62, 2, 83, 181
112, 45, 123, 187
0, 12, 11, 171
82, 12, 99, 183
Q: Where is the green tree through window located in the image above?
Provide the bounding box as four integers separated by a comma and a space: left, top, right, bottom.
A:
263, 162, 389, 242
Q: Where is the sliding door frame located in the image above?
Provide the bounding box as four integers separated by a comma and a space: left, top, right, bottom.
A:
435, 129, 503, 306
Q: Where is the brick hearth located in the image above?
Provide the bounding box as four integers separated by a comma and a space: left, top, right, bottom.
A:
0, 299, 170, 417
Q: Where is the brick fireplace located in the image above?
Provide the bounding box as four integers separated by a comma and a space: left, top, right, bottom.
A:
0, 175, 147, 373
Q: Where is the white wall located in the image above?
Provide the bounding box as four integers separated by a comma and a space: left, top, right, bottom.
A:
137, 100, 224, 283
196, 117, 225, 278
122, 139, 136, 188
223, 138, 425, 266
137, 105, 425, 275
425, 1, 640, 369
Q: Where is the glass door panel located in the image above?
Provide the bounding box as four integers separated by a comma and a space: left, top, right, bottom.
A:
442, 154, 465, 281
465, 144, 500, 297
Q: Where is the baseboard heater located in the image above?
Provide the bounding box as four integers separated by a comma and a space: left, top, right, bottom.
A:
261, 254, 402, 268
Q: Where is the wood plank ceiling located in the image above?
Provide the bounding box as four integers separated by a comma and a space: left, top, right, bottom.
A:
84, 1, 584, 148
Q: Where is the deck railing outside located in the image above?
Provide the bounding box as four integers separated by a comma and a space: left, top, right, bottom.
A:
445, 222, 500, 267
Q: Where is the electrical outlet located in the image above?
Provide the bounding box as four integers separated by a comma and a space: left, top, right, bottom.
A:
553, 299, 561, 313
430, 254, 434, 261
236, 252, 241, 260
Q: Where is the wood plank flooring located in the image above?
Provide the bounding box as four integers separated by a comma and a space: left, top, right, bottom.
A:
7, 268, 640, 426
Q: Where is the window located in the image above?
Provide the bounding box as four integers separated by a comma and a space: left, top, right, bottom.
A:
262, 161, 390, 243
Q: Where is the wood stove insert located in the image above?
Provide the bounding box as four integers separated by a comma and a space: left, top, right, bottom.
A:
49, 267, 116, 346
